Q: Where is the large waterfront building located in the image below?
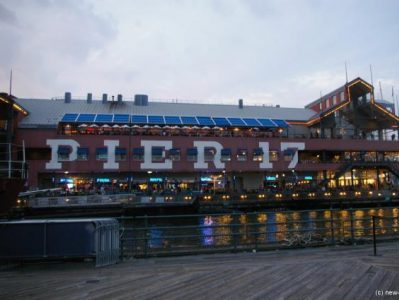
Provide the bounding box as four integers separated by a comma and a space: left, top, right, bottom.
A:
3, 77, 399, 197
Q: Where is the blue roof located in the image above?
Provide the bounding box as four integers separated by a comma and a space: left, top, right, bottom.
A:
59, 113, 289, 129
61, 113, 78, 122
242, 118, 261, 126
258, 119, 278, 127
77, 114, 96, 122
196, 116, 215, 126
95, 114, 113, 123
227, 118, 246, 126
213, 117, 231, 126
147, 115, 165, 124
272, 119, 290, 128
181, 116, 198, 125
131, 115, 147, 124
113, 114, 130, 123
164, 116, 182, 125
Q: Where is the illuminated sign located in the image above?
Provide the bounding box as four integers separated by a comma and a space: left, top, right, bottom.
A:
59, 178, 73, 183
96, 178, 111, 183
200, 177, 213, 182
149, 177, 163, 182
304, 176, 313, 180
265, 176, 277, 181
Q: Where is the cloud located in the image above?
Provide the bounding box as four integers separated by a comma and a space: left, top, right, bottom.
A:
0, 2, 17, 25
0, 0, 117, 96
0, 0, 398, 109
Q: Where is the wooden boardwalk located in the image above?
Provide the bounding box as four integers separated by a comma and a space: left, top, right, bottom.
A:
2, 243, 399, 299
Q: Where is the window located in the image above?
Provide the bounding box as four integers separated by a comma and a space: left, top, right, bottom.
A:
270, 151, 278, 162
152, 147, 164, 162
253, 148, 264, 162
169, 148, 181, 161
319, 102, 323, 110
326, 99, 330, 108
237, 149, 247, 161
333, 95, 337, 105
96, 148, 107, 160
115, 148, 127, 161
133, 148, 144, 161
221, 148, 231, 162
283, 148, 296, 161
187, 148, 198, 162
58, 146, 71, 161
77, 147, 89, 161
204, 147, 215, 161
340, 91, 345, 102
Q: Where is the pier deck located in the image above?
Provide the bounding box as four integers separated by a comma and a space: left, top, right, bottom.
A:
2, 242, 399, 299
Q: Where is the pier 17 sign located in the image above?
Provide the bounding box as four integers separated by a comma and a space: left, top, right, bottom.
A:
45, 139, 305, 170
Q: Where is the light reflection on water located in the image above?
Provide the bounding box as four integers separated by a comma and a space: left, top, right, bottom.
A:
143, 207, 399, 249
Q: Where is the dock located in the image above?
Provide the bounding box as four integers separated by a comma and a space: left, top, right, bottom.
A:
2, 242, 399, 299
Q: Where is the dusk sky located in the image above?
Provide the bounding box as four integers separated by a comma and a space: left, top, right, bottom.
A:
1, 0, 398, 108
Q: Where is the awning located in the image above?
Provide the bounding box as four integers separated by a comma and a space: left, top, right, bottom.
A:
253, 148, 264, 156
204, 147, 215, 155
187, 148, 198, 155
152, 147, 163, 156
221, 148, 231, 156
58, 146, 71, 155
237, 148, 248, 155
77, 147, 89, 155
115, 148, 127, 155
283, 148, 296, 156
133, 148, 144, 155
169, 148, 181, 155
96, 148, 107, 155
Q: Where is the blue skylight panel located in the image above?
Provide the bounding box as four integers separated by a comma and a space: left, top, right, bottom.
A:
196, 116, 215, 126
147, 115, 165, 124
272, 119, 290, 128
227, 118, 246, 126
212, 117, 231, 126
242, 118, 261, 126
113, 114, 130, 123
181, 116, 198, 125
61, 113, 78, 122
131, 115, 148, 124
257, 118, 278, 127
95, 114, 113, 123
164, 116, 182, 125
77, 114, 96, 122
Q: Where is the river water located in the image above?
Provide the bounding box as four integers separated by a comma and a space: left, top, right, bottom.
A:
124, 206, 399, 255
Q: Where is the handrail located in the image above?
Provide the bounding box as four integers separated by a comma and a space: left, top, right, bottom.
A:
118, 208, 399, 258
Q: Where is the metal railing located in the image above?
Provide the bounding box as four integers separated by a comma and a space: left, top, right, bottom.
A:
94, 222, 120, 267
371, 215, 399, 256
25, 193, 195, 208
118, 209, 399, 259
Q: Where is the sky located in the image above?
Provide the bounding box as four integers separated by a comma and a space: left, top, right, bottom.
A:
0, 0, 399, 108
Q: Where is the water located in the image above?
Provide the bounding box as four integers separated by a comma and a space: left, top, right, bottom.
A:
122, 207, 399, 256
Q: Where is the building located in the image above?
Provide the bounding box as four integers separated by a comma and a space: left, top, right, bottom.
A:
6, 77, 399, 197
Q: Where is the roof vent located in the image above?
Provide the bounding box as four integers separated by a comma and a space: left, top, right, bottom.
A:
117, 94, 123, 103
102, 93, 108, 103
238, 99, 243, 109
87, 93, 92, 104
64, 92, 71, 103
134, 94, 149, 106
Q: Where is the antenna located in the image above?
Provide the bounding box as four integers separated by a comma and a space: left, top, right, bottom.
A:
379, 81, 383, 100
345, 61, 348, 83
369, 65, 374, 87
9, 69, 12, 95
